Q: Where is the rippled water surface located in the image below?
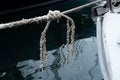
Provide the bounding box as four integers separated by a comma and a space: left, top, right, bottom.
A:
16, 37, 103, 80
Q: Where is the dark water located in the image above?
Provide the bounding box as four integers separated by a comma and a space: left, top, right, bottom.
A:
0, 0, 103, 80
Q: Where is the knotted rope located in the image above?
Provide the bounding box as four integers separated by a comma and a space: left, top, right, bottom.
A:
40, 10, 75, 68
0, 0, 102, 29
0, 0, 102, 69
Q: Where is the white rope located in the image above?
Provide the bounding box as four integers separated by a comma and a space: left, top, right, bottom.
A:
0, 0, 102, 69
62, 0, 103, 14
39, 10, 75, 68
0, 10, 62, 29
39, 10, 62, 68
0, 0, 102, 29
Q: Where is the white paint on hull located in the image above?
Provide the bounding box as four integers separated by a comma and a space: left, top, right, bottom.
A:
100, 12, 120, 80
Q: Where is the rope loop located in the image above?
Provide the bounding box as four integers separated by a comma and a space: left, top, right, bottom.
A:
40, 10, 75, 69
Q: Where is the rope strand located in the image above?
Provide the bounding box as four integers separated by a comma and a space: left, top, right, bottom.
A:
71, 19, 75, 55
40, 20, 51, 68
39, 10, 76, 68
0, 0, 102, 69
66, 19, 70, 64
0, 0, 102, 29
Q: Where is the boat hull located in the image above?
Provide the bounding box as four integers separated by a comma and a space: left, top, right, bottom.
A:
97, 12, 120, 80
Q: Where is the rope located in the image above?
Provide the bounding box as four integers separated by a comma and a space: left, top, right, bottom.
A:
0, 0, 102, 29
39, 10, 75, 68
0, 0, 102, 69
62, 0, 103, 14
40, 11, 61, 68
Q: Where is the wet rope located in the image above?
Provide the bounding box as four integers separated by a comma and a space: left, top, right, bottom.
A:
0, 0, 102, 29
0, 0, 102, 69
39, 10, 75, 68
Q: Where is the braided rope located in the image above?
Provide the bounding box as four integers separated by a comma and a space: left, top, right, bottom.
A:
0, 0, 102, 69
39, 10, 75, 68
0, 0, 102, 29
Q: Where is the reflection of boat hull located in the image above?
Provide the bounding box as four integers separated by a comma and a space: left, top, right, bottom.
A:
97, 12, 120, 80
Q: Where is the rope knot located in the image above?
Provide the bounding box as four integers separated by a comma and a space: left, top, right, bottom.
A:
47, 10, 62, 20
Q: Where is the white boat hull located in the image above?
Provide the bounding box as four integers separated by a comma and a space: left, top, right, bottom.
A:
97, 12, 120, 80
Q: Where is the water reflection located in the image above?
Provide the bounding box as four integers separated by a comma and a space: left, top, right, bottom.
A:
16, 37, 103, 80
